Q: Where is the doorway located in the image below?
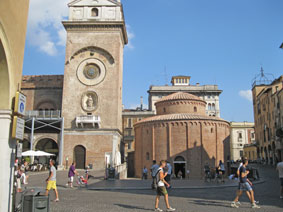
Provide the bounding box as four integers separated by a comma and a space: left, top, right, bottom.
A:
74, 145, 86, 169
174, 156, 186, 179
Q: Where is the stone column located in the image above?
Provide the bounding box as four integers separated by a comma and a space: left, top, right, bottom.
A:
0, 110, 15, 212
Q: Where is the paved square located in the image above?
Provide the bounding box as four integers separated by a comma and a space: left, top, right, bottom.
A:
17, 165, 283, 212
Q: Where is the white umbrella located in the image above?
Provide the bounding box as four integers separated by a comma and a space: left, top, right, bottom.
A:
21, 150, 37, 156
21, 150, 55, 157
35, 151, 55, 156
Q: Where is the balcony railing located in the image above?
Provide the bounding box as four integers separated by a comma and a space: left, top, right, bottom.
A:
76, 115, 101, 128
25, 110, 61, 119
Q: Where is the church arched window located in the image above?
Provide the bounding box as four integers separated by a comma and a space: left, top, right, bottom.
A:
194, 107, 197, 112
146, 152, 150, 160
91, 8, 99, 17
212, 103, 215, 110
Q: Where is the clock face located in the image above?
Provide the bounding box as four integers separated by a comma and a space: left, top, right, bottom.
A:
83, 64, 100, 79
77, 58, 106, 86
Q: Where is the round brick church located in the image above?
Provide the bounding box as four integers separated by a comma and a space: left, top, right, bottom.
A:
134, 92, 230, 179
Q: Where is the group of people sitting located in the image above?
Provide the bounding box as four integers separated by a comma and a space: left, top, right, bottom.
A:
204, 160, 226, 182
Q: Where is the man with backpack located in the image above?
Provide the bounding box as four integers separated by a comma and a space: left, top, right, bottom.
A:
154, 160, 175, 212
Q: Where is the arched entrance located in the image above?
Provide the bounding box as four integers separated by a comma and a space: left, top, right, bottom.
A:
174, 156, 186, 179
0, 39, 9, 109
35, 138, 59, 163
74, 145, 86, 169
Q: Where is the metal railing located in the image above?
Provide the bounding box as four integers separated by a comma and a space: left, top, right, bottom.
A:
25, 110, 61, 119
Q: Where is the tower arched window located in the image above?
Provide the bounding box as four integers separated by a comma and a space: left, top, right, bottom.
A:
208, 103, 211, 110
212, 103, 215, 111
91, 8, 99, 17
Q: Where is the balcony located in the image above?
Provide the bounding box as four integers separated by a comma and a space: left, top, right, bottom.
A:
123, 135, 134, 142
25, 110, 61, 119
76, 115, 101, 128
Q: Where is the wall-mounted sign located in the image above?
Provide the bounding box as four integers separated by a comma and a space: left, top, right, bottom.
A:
17, 143, 23, 158
14, 91, 26, 116
12, 116, 25, 140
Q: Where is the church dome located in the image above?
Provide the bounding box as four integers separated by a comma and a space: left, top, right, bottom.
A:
155, 92, 207, 115
156, 92, 205, 103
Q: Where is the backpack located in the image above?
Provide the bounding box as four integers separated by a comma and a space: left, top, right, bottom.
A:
151, 168, 162, 189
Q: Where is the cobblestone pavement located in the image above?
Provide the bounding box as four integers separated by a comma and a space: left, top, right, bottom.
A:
17, 165, 283, 212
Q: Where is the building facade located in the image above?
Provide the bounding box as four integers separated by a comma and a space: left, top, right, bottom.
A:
134, 92, 230, 179
230, 122, 255, 161
21, 0, 128, 172
0, 0, 30, 211
252, 75, 283, 164
122, 107, 154, 177
148, 76, 222, 117
244, 144, 258, 161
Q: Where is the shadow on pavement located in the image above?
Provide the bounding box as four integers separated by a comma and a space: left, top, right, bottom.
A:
114, 203, 153, 211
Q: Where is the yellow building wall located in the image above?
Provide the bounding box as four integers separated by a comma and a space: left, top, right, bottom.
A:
0, 0, 30, 109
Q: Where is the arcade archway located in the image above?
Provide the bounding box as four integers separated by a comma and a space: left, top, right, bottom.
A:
0, 39, 9, 109
35, 138, 59, 163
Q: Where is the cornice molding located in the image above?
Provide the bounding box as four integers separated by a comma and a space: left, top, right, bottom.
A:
62, 21, 128, 45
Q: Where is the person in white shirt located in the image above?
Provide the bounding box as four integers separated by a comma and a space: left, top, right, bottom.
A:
154, 160, 175, 212
276, 161, 283, 199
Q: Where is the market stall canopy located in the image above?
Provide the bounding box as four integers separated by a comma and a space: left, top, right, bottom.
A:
21, 150, 55, 157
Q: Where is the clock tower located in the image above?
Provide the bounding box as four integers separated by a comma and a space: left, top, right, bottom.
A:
61, 0, 127, 169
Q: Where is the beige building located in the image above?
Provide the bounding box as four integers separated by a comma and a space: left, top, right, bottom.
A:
230, 122, 255, 161
135, 92, 230, 179
122, 106, 154, 177
244, 144, 258, 161
252, 73, 283, 164
148, 76, 222, 117
0, 0, 30, 211
21, 0, 128, 174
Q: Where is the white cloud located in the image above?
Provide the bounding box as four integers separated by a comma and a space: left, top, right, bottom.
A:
239, 90, 253, 102
26, 0, 69, 55
126, 24, 135, 49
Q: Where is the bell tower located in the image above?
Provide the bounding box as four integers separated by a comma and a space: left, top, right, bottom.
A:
61, 0, 127, 169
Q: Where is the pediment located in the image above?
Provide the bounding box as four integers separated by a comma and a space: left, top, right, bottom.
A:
69, 0, 120, 7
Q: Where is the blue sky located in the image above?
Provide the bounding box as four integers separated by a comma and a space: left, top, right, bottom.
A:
23, 0, 283, 122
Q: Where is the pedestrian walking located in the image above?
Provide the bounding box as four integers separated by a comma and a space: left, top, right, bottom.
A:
165, 161, 172, 184
276, 160, 283, 199
66, 162, 79, 188
16, 166, 22, 193
142, 166, 148, 180
45, 160, 59, 202
231, 159, 260, 208
218, 160, 225, 182
151, 160, 159, 189
154, 160, 175, 212
20, 161, 29, 184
